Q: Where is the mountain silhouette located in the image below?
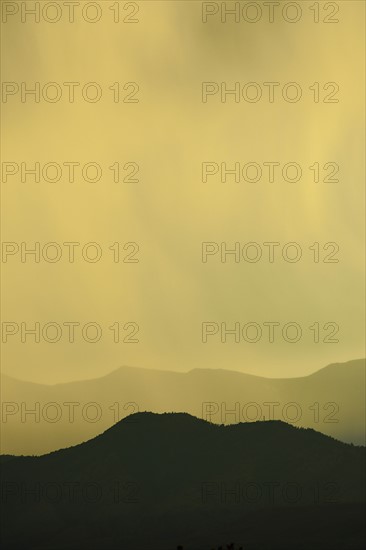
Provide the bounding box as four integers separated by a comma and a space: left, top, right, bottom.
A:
1, 358, 365, 454
1, 412, 365, 549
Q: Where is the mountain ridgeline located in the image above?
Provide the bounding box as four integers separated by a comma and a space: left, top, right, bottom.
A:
1, 358, 365, 455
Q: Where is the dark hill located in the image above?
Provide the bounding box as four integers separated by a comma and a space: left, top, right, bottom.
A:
1, 413, 365, 550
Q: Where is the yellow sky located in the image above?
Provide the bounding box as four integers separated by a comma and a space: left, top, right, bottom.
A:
1, 1, 365, 383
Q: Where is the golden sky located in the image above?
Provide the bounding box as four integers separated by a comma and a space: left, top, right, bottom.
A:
1, 1, 365, 383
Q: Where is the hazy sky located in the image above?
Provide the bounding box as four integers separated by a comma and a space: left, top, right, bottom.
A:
1, 1, 365, 383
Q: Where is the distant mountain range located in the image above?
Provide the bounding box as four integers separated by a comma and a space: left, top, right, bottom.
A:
1, 412, 365, 550
1, 359, 365, 454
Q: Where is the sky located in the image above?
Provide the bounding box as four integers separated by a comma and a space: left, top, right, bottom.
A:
1, 0, 365, 383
